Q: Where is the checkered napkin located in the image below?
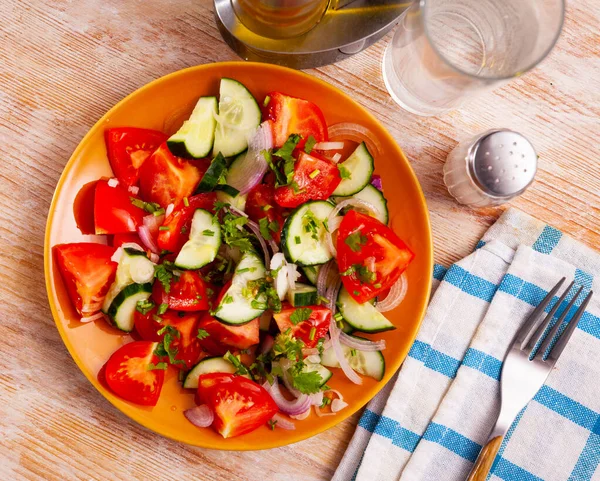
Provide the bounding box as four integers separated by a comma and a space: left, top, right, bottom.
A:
333, 208, 600, 481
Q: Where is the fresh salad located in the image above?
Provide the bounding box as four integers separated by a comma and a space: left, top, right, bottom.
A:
53, 77, 414, 439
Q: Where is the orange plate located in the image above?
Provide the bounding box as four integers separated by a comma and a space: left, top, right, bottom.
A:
44, 62, 432, 450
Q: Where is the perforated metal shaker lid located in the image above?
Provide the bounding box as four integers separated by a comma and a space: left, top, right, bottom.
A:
468, 129, 537, 197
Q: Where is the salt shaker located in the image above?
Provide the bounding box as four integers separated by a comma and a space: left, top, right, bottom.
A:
443, 129, 537, 207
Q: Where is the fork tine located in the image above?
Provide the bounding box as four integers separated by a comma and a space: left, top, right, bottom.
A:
534, 285, 584, 360
547, 291, 594, 362
521, 279, 571, 350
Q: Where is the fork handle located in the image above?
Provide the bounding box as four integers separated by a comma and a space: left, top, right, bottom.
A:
466, 436, 503, 481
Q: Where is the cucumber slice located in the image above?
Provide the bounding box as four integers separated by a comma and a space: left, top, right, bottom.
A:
334, 184, 389, 225
213, 79, 261, 158
302, 265, 321, 286
102, 248, 154, 312
303, 362, 333, 386
337, 287, 395, 333
321, 335, 385, 381
194, 153, 227, 193
332, 142, 374, 196
105, 283, 153, 332
215, 252, 267, 325
183, 357, 236, 389
282, 201, 334, 266
286, 282, 318, 307
167, 96, 218, 159
174, 209, 221, 270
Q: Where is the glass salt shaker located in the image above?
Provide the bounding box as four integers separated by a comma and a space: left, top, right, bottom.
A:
443, 129, 538, 207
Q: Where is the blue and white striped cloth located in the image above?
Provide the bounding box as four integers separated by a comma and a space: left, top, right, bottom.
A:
333, 208, 600, 481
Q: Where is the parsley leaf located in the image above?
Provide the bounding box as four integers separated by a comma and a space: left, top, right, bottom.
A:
304, 135, 317, 153
221, 210, 254, 252
154, 261, 176, 293
225, 351, 250, 376
272, 331, 304, 361
157, 303, 168, 315
290, 307, 313, 325
262, 149, 287, 185
197, 328, 210, 340
354, 263, 377, 284
155, 325, 186, 367
338, 164, 352, 180
274, 134, 302, 162
291, 369, 323, 394
146, 362, 168, 371
259, 217, 272, 241
344, 231, 367, 252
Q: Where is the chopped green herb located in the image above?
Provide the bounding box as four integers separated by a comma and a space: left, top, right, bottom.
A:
152, 314, 163, 323
350, 349, 357, 357
177, 311, 185, 318
259, 217, 272, 241
225, 351, 250, 376
236, 267, 256, 275
291, 369, 323, 394
262, 149, 287, 186
263, 204, 273, 212
334, 312, 344, 322
153, 208, 165, 217
309, 169, 320, 179
374, 283, 382, 289
157, 303, 168, 315
295, 236, 301, 245
321, 396, 332, 408
197, 329, 209, 340
146, 362, 168, 371
183, 197, 189, 207
317, 295, 329, 305
159, 226, 170, 231
223, 294, 234, 304
268, 419, 277, 430
323, 218, 329, 232
274, 134, 301, 163
221, 210, 254, 252
309, 327, 316, 341
353, 290, 360, 296
304, 135, 317, 154
180, 226, 187, 234
154, 325, 185, 367
290, 180, 303, 194
303, 209, 320, 241
154, 262, 174, 293
354, 263, 376, 284
136, 299, 155, 315
316, 337, 326, 355
340, 265, 356, 277
160, 249, 172, 257
263, 95, 271, 107
202, 229, 215, 236
290, 307, 313, 325
130, 197, 161, 214
338, 164, 352, 180
213, 200, 229, 213
344, 231, 367, 252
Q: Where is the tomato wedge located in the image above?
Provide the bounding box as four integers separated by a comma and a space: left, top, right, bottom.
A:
104, 341, 165, 406
53, 243, 117, 317
94, 179, 146, 235
337, 210, 414, 304
112, 232, 143, 249
134, 308, 203, 369
157, 193, 217, 253
197, 312, 260, 355
73, 180, 97, 235
273, 304, 331, 349
197, 373, 278, 438
138, 143, 207, 208
105, 127, 168, 186
245, 184, 285, 243
274, 151, 341, 208
152, 271, 210, 311
264, 92, 328, 149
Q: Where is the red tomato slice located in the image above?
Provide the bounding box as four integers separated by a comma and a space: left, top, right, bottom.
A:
337, 210, 414, 304
104, 341, 165, 406
152, 271, 210, 311
273, 304, 331, 349
73, 180, 97, 235
105, 127, 168, 186
134, 308, 203, 369
94, 178, 146, 235
138, 143, 208, 208
112, 232, 143, 248
157, 193, 217, 252
245, 184, 285, 243
274, 151, 341, 208
53, 243, 117, 316
197, 312, 260, 355
197, 373, 278, 438
264, 92, 328, 149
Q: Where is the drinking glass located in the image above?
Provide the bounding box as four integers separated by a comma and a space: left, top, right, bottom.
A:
382, 0, 565, 116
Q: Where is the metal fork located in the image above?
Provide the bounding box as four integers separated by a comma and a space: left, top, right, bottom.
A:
466, 277, 594, 481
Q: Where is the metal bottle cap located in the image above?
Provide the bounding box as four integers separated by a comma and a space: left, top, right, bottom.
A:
468, 129, 537, 198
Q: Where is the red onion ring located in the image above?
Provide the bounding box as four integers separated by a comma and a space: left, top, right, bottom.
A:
137, 225, 160, 254
331, 398, 349, 413
165, 203, 174, 217
226, 121, 273, 195
339, 331, 386, 351
371, 175, 383, 191
263, 377, 312, 416
330, 317, 362, 385
271, 413, 296, 430
184, 404, 214, 428
328, 122, 382, 158
80, 312, 105, 323
376, 273, 408, 312
290, 409, 311, 420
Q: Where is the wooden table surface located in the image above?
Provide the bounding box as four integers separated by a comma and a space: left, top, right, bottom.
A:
1, 0, 599, 479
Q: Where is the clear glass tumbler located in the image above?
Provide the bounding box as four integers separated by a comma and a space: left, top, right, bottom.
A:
382, 0, 565, 116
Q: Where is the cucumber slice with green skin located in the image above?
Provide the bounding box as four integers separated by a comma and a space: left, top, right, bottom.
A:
105, 283, 153, 332
321, 335, 385, 381
174, 209, 221, 270
213, 79, 261, 158
331, 142, 374, 197
194, 153, 227, 193
286, 282, 318, 307
341, 321, 354, 334
214, 184, 240, 198
102, 248, 154, 312
215, 252, 267, 325
302, 265, 321, 286
334, 184, 389, 225
282, 201, 334, 266
337, 287, 396, 333
183, 357, 237, 389
303, 362, 333, 386
167, 96, 217, 159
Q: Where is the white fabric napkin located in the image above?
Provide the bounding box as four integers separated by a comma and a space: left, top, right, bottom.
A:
333, 208, 600, 481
